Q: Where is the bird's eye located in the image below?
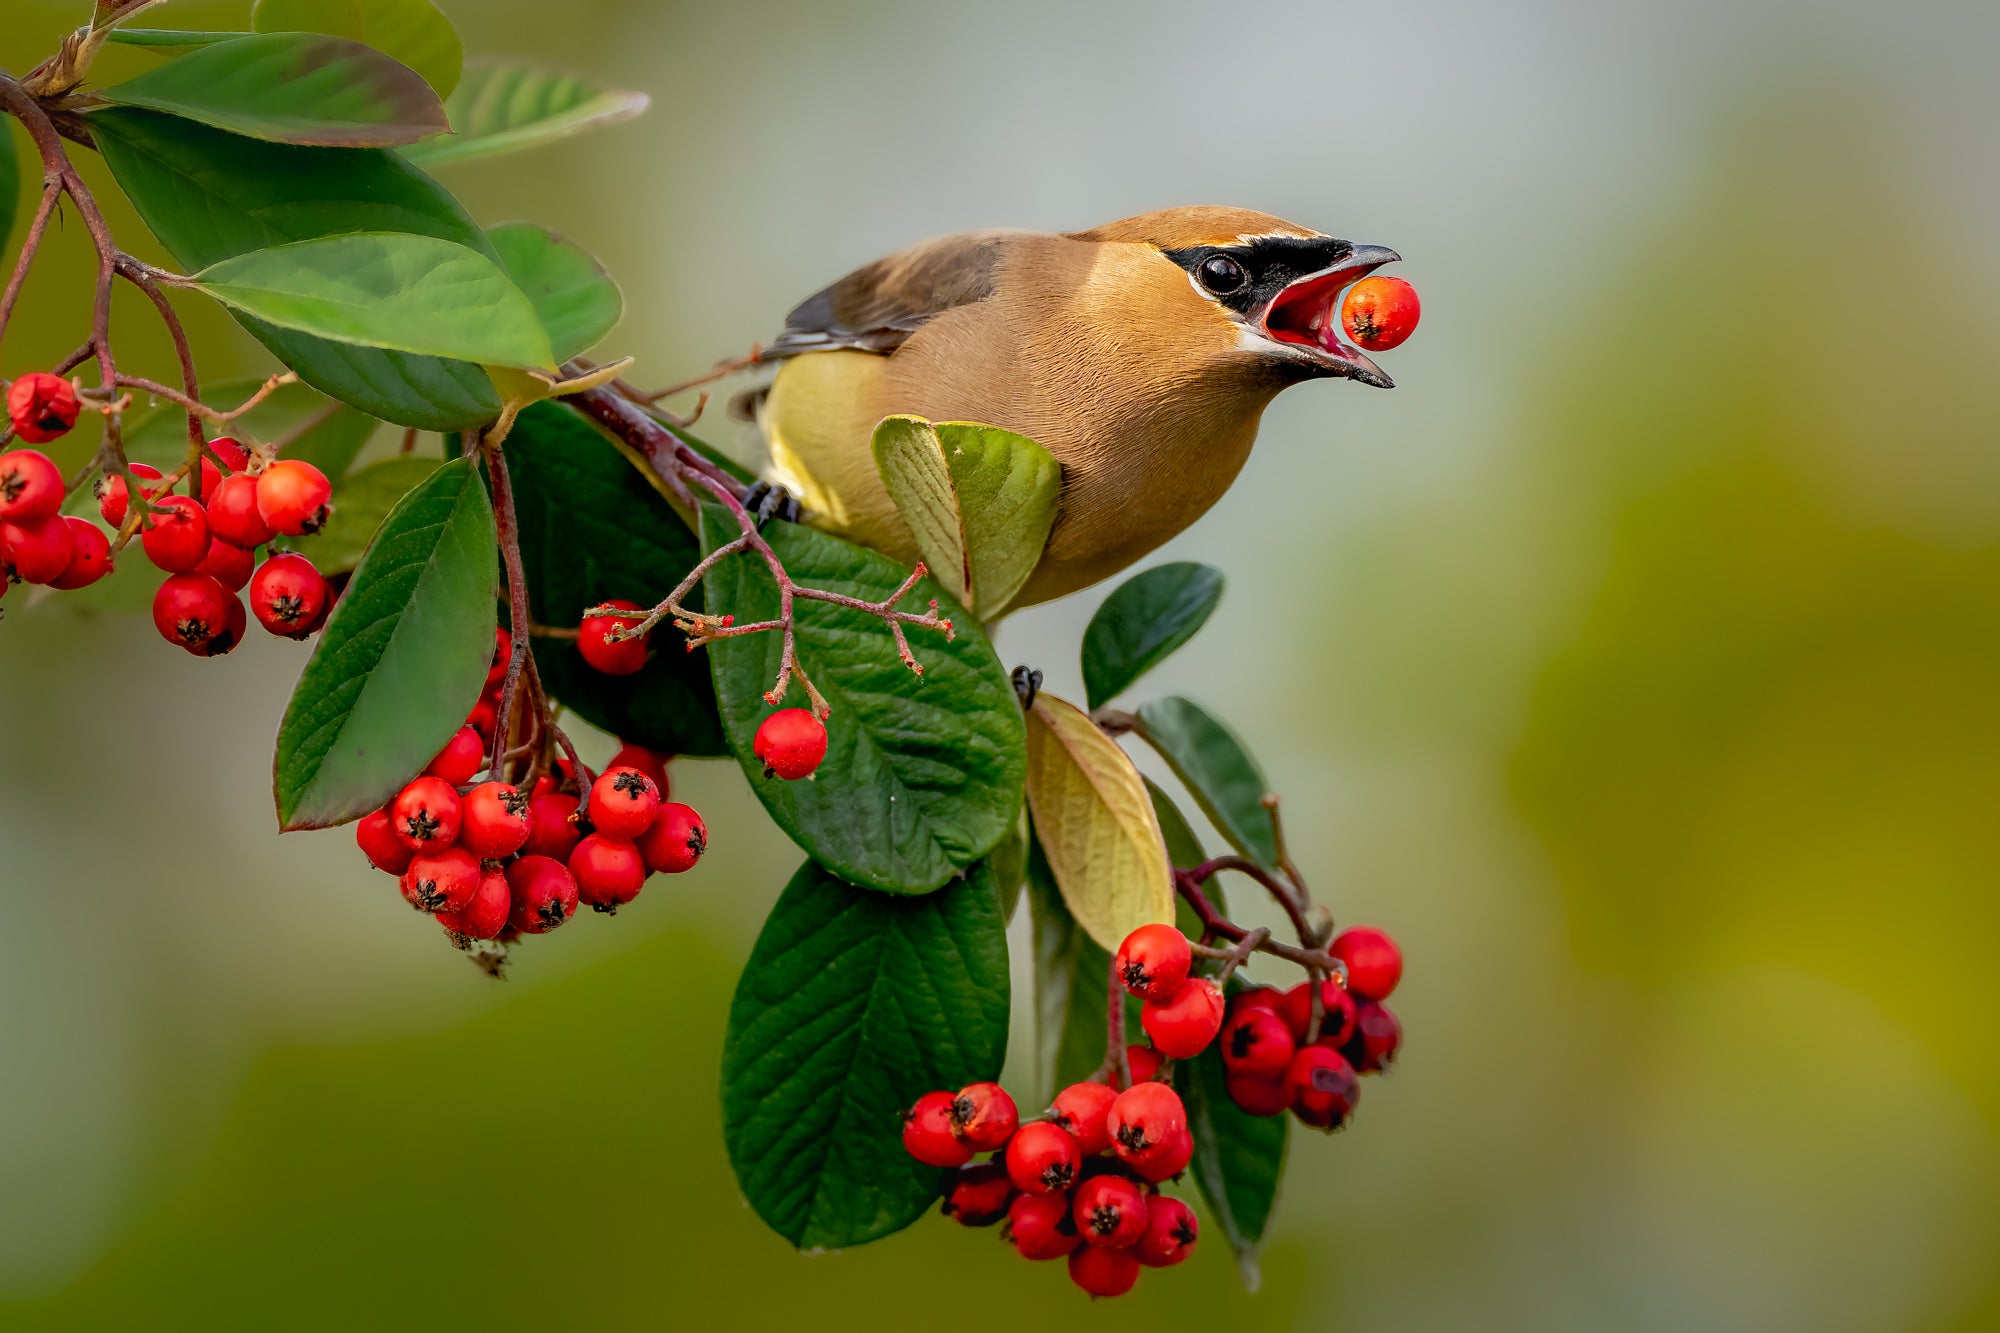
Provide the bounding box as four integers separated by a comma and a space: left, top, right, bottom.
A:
1197, 255, 1246, 294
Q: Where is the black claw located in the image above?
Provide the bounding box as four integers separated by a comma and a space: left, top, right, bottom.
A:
1011, 666, 1043, 710
743, 481, 801, 528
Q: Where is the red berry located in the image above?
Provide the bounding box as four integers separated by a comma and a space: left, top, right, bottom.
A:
485, 626, 512, 689
753, 708, 827, 780
47, 517, 112, 590
400, 846, 481, 914
902, 1090, 974, 1168
1219, 1005, 1296, 1079
1285, 1044, 1361, 1130
577, 599, 650, 675
506, 855, 579, 934
390, 776, 461, 852
437, 866, 512, 940
1049, 1081, 1118, 1155
607, 741, 669, 793
1278, 978, 1358, 1048
1125, 1045, 1164, 1084
636, 802, 706, 874
947, 1081, 1018, 1151
1002, 1120, 1080, 1195
193, 437, 248, 505
1230, 985, 1284, 1015
1225, 1072, 1292, 1117
1073, 1174, 1148, 1249
1067, 1244, 1140, 1299
1128, 1125, 1193, 1183
150, 572, 233, 651
6, 374, 79, 444
194, 538, 254, 592
1115, 923, 1191, 1001
255, 459, 332, 536
521, 789, 582, 860
139, 496, 212, 573
356, 806, 414, 876
1107, 1082, 1186, 1169
206, 471, 274, 548
1135, 1195, 1198, 1267
193, 594, 248, 657
586, 766, 661, 840
465, 696, 498, 739
95, 463, 163, 527
1, 513, 74, 584
1005, 1192, 1081, 1260
425, 725, 486, 787
1340, 275, 1421, 351
458, 781, 530, 859
1342, 1000, 1402, 1074
248, 553, 329, 639
939, 1162, 1015, 1227
0, 448, 62, 523
1330, 926, 1403, 1001
570, 834, 646, 913
1140, 976, 1224, 1059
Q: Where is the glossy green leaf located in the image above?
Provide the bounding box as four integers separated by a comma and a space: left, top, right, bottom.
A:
1135, 695, 1280, 867
0, 121, 18, 258
701, 508, 1026, 894
193, 233, 554, 371
987, 812, 1028, 924
89, 107, 502, 430
274, 457, 497, 830
1148, 777, 1225, 939
293, 456, 441, 574
120, 375, 379, 481
722, 860, 1009, 1251
252, 0, 462, 97
1082, 562, 1225, 709
95, 33, 447, 147
1177, 1002, 1289, 1291
1027, 831, 1133, 1103
503, 402, 724, 757
488, 223, 621, 362
403, 58, 648, 167
106, 28, 239, 49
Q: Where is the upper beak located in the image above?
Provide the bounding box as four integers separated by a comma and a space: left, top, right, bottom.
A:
1258, 243, 1401, 388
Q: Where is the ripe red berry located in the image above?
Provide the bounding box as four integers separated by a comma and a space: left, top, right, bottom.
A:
1073, 1174, 1147, 1249
206, 471, 274, 548
1224, 1071, 1291, 1117
1107, 1082, 1187, 1168
1067, 1244, 1140, 1298
521, 789, 582, 860
586, 766, 661, 840
437, 866, 512, 940
249, 553, 329, 639
636, 802, 706, 875
1005, 1192, 1082, 1260
401, 846, 481, 914
150, 572, 233, 650
1219, 1004, 1296, 1079
1231, 985, 1283, 1015
607, 741, 669, 793
1140, 976, 1224, 1059
194, 437, 249, 505
1115, 923, 1192, 1001
139, 496, 212, 573
1278, 978, 1358, 1048
902, 1090, 974, 1168
193, 539, 253, 592
948, 1081, 1018, 1151
1049, 1081, 1118, 1155
1125, 1044, 1165, 1084
47, 517, 112, 590
356, 806, 414, 876
1341, 275, 1420, 351
1286, 1044, 1361, 1130
485, 626, 512, 688
753, 708, 827, 780
255, 459, 332, 536
95, 463, 164, 527
0, 448, 63, 523
577, 599, 650, 675
1342, 1000, 1402, 1074
390, 776, 461, 852
1002, 1120, 1080, 1195
458, 782, 530, 859
1128, 1125, 1193, 1183
939, 1162, 1015, 1227
570, 834, 646, 913
1330, 926, 1403, 1001
6, 374, 79, 444
425, 725, 486, 787
465, 696, 498, 739
2, 513, 74, 584
193, 594, 248, 657
506, 855, 578, 934
1135, 1195, 1198, 1268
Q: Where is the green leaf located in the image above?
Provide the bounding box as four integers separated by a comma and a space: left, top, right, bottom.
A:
488, 222, 621, 363
1176, 996, 1289, 1291
120, 375, 379, 481
1027, 831, 1133, 1103
402, 58, 648, 167
252, 0, 462, 97
1148, 777, 1225, 940
95, 32, 447, 148
193, 233, 555, 371
1082, 562, 1225, 709
0, 120, 18, 259
722, 860, 1010, 1251
1135, 696, 1280, 868
987, 812, 1028, 924
503, 402, 724, 757
274, 456, 497, 829
293, 455, 441, 574
106, 28, 240, 49
871, 416, 1059, 618
700, 508, 1026, 894
89, 108, 502, 430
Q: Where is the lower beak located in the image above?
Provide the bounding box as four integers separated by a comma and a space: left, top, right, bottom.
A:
1259, 243, 1401, 387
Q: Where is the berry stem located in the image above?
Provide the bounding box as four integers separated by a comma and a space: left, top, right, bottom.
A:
1106, 959, 1132, 1090
478, 430, 534, 777
1173, 867, 1348, 981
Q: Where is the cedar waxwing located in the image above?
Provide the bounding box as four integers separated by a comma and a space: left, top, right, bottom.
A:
748, 206, 1401, 609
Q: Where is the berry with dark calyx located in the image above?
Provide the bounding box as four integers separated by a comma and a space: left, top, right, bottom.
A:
1135, 1196, 1198, 1268
150, 572, 233, 651
47, 518, 112, 590
1140, 976, 1224, 1059
608, 741, 669, 793
577, 599, 650, 675
586, 766, 661, 840
1225, 1071, 1292, 1117
2, 514, 73, 584
459, 782, 531, 859
400, 846, 481, 913
1340, 274, 1421, 351
939, 1162, 1016, 1227
1220, 1004, 1296, 1079
1330, 926, 1403, 1001
255, 459, 332, 536
1067, 1245, 1141, 1299
1127, 1126, 1193, 1183
194, 539, 253, 592
95, 463, 163, 527
138, 495, 212, 574
1115, 923, 1191, 1001
249, 553, 329, 639
636, 802, 706, 875
570, 834, 646, 913
1107, 1082, 1187, 1169
390, 776, 461, 852
1073, 1175, 1148, 1249
0, 448, 63, 523
1343, 1000, 1402, 1074
193, 595, 248, 657
948, 1081, 1018, 1151
1005, 1192, 1082, 1260
437, 867, 512, 940
902, 1090, 974, 1169
753, 708, 827, 780
1049, 1081, 1118, 1155
1003, 1120, 1081, 1195
1125, 1045, 1165, 1084
206, 471, 274, 548
425, 725, 486, 787
356, 806, 414, 876
1286, 1044, 1361, 1130
1279, 978, 1358, 1049
521, 789, 582, 860
6, 374, 79, 444
506, 855, 579, 934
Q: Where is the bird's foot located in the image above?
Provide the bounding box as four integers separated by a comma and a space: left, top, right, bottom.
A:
1011, 666, 1044, 711
742, 481, 802, 528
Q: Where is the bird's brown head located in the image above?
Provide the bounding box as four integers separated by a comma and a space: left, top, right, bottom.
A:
1067, 206, 1401, 389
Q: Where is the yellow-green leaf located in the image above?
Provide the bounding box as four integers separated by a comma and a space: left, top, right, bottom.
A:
403, 59, 648, 168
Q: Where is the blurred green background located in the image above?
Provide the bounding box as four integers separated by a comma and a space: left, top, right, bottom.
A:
4, 1, 1998, 1328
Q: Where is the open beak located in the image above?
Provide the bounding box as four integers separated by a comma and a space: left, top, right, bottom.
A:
1259, 243, 1400, 387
